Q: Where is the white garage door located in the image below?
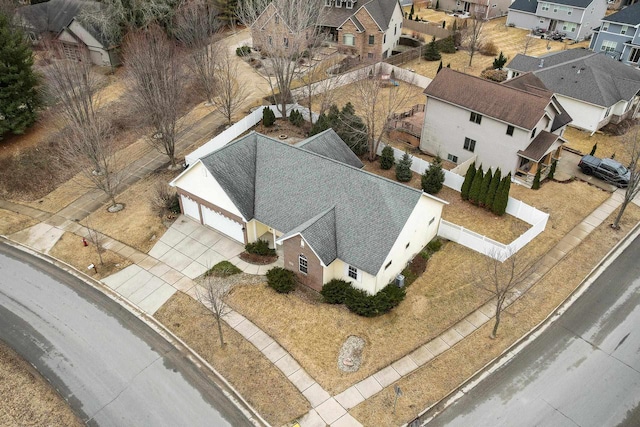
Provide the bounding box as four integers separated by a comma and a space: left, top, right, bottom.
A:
202, 206, 245, 243
181, 195, 200, 221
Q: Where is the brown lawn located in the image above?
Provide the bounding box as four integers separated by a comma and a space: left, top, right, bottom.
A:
0, 209, 39, 236
0, 340, 83, 426
564, 126, 636, 166
350, 203, 640, 425
154, 292, 310, 426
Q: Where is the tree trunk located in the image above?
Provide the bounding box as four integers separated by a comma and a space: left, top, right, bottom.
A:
612, 199, 629, 229
216, 317, 225, 347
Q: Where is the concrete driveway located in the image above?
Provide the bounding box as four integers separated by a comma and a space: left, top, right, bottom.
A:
558, 150, 618, 192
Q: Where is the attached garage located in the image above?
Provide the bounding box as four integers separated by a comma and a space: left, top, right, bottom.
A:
180, 195, 200, 222
201, 206, 245, 243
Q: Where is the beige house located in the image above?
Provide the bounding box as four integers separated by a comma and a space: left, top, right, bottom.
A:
251, 0, 404, 61
420, 68, 572, 185
171, 129, 447, 295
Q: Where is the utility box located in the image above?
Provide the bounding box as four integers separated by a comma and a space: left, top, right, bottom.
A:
396, 274, 405, 288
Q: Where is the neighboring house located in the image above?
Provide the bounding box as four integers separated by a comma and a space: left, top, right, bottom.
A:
15, 0, 119, 67
170, 129, 447, 295
251, 0, 404, 61
437, 0, 511, 20
506, 0, 607, 40
505, 49, 640, 133
420, 68, 572, 185
589, 2, 640, 64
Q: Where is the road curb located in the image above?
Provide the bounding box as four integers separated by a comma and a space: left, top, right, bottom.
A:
408, 219, 640, 426
0, 236, 270, 427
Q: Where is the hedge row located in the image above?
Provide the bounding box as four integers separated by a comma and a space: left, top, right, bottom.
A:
320, 279, 405, 317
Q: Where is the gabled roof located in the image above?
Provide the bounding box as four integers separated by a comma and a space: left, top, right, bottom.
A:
518, 131, 561, 161
17, 0, 85, 33
602, 2, 640, 25
424, 68, 555, 130
509, 0, 538, 13
507, 50, 640, 107
322, 0, 398, 31
199, 130, 432, 275
294, 129, 364, 169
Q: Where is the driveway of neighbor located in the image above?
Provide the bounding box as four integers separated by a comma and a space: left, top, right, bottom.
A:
559, 149, 618, 192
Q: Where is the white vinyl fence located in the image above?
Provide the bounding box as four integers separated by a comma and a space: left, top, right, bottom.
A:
185, 104, 317, 165
378, 144, 549, 261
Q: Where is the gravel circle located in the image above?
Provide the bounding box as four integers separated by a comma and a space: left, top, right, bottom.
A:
337, 336, 365, 373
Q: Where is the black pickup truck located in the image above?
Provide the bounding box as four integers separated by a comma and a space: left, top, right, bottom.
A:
578, 155, 630, 187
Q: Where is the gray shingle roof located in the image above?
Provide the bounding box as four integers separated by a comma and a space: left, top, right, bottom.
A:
518, 131, 559, 161
321, 0, 398, 31
17, 0, 85, 33
507, 50, 640, 107
199, 130, 425, 275
294, 129, 364, 169
603, 2, 640, 25
509, 0, 538, 13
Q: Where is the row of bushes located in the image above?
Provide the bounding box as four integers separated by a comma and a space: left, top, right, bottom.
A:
380, 147, 445, 194
460, 162, 511, 216
320, 279, 406, 317
245, 239, 276, 256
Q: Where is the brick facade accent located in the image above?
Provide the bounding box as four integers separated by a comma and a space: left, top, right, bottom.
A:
282, 235, 324, 292
338, 9, 385, 60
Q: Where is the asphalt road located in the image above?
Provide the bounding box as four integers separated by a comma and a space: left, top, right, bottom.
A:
0, 242, 256, 427
426, 235, 640, 427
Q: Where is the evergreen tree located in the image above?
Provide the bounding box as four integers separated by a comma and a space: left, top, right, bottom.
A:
423, 36, 441, 61
437, 61, 443, 74
262, 107, 276, 127
531, 167, 541, 190
213, 0, 239, 28
493, 173, 511, 215
396, 152, 413, 182
446, 63, 451, 68
436, 35, 456, 53
548, 159, 557, 180
492, 51, 507, 69
468, 165, 484, 205
309, 112, 330, 135
485, 168, 501, 210
409, 3, 414, 19
380, 145, 395, 170
0, 13, 40, 139
339, 102, 368, 156
478, 167, 492, 206
590, 143, 597, 156
421, 155, 445, 194
435, 0, 440, 9
460, 161, 476, 200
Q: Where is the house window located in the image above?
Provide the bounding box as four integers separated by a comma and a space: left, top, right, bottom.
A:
601, 40, 617, 53
336, 0, 341, 7
553, 5, 558, 12
284, 37, 289, 48
531, 127, 537, 138
368, 52, 373, 59
385, 260, 393, 269
405, 242, 410, 249
621, 25, 629, 35
463, 137, 476, 152
346, 0, 353, 8
447, 154, 458, 163
299, 254, 308, 274
602, 22, 609, 31
348, 265, 358, 280
470, 112, 482, 124
429, 217, 435, 225
394, 24, 397, 35
343, 33, 355, 46
384, 34, 387, 43
630, 48, 640, 63
369, 35, 375, 44
325, 0, 331, 5
562, 22, 576, 32
541, 2, 549, 10
506, 125, 514, 136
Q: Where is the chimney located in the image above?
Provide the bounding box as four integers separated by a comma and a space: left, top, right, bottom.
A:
539, 59, 544, 68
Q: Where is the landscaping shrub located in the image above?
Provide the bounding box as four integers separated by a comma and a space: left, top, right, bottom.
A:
460, 161, 476, 200
151, 181, 180, 217
532, 167, 541, 190
402, 252, 427, 286
493, 51, 507, 69
423, 36, 441, 61
289, 109, 304, 127
205, 261, 242, 278
480, 41, 498, 56
422, 154, 445, 194
245, 239, 275, 256
468, 165, 484, 205
492, 173, 511, 216
590, 143, 597, 156
380, 145, 395, 170
309, 103, 368, 156
478, 167, 492, 206
426, 238, 443, 253
485, 168, 501, 210
262, 108, 276, 127
548, 159, 557, 180
345, 284, 405, 317
435, 35, 456, 53
396, 152, 413, 182
320, 279, 352, 304
480, 69, 507, 82
236, 45, 251, 56
266, 267, 296, 293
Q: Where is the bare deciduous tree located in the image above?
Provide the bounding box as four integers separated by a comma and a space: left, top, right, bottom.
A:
523, 31, 535, 55
213, 46, 249, 125
612, 130, 640, 229
475, 248, 537, 338
237, 0, 324, 117
351, 65, 418, 161
297, 57, 344, 125
83, 219, 105, 265
463, 16, 485, 67
195, 278, 232, 348
44, 47, 123, 210
174, 0, 223, 105
124, 25, 184, 169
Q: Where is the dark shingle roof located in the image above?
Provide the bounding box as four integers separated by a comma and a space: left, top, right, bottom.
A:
507, 50, 640, 107
602, 2, 640, 25
17, 0, 85, 33
321, 0, 398, 31
548, 0, 594, 8
424, 68, 553, 130
294, 129, 364, 169
199, 130, 426, 275
518, 131, 560, 161
509, 0, 539, 13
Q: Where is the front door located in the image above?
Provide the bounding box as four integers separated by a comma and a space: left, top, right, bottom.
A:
549, 20, 557, 31
464, 1, 471, 12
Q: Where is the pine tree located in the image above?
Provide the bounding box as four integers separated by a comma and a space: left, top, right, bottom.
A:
396, 152, 413, 182
380, 145, 395, 170
493, 173, 511, 215
262, 107, 276, 127
548, 159, 557, 180
421, 155, 445, 194
409, 3, 414, 20
478, 167, 493, 206
590, 143, 597, 156
423, 36, 441, 61
437, 61, 443, 74
469, 165, 484, 205
436, 35, 457, 53
460, 161, 476, 200
531, 167, 541, 190
493, 51, 507, 69
485, 168, 501, 210
0, 13, 40, 139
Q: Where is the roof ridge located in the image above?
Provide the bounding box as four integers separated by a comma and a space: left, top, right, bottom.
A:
535, 51, 598, 73
442, 68, 551, 101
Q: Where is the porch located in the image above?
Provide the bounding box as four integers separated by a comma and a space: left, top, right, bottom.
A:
515, 133, 563, 186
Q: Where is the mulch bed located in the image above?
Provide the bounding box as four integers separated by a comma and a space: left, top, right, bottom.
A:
239, 251, 278, 265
